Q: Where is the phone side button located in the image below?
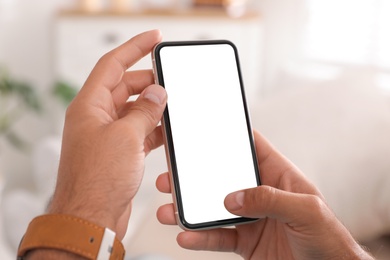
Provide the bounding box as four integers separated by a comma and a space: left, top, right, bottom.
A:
151, 59, 159, 84
174, 211, 180, 223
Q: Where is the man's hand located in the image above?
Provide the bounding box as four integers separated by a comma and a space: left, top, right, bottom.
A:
49, 30, 166, 239
156, 130, 373, 259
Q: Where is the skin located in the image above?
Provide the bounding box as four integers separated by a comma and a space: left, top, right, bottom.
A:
27, 30, 167, 259
24, 29, 373, 259
156, 130, 374, 260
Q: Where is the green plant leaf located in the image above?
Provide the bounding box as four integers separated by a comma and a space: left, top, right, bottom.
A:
0, 115, 11, 133
0, 74, 42, 112
14, 80, 42, 112
0, 68, 42, 151
53, 81, 78, 106
5, 131, 28, 151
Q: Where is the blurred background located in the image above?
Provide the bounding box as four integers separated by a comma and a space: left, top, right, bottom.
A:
1, 0, 390, 259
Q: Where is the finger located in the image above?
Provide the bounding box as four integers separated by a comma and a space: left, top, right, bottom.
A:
111, 70, 154, 109
156, 172, 171, 193
124, 84, 167, 137
177, 229, 238, 253
225, 186, 330, 225
83, 30, 162, 93
144, 126, 163, 155
254, 130, 293, 181
253, 130, 319, 195
156, 203, 176, 225
253, 129, 277, 162
117, 101, 135, 119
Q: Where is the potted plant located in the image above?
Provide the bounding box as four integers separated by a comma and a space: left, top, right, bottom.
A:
0, 71, 78, 254
0, 68, 42, 151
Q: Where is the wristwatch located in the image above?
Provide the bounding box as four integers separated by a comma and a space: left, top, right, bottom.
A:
17, 214, 125, 260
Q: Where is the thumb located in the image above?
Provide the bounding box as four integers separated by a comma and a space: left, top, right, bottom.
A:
224, 186, 328, 225
124, 84, 167, 135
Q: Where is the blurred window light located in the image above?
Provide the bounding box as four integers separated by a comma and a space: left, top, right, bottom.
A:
0, 0, 17, 21
374, 1, 390, 69
376, 73, 390, 95
283, 61, 342, 81
304, 0, 390, 69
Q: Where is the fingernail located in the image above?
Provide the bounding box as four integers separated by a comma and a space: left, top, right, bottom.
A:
144, 85, 166, 105
226, 191, 245, 211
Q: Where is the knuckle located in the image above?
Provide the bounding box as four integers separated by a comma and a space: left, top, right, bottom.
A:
257, 185, 272, 200
96, 52, 111, 67
244, 186, 274, 212
260, 186, 277, 210
97, 51, 124, 70
64, 101, 79, 123
143, 135, 155, 153
307, 195, 325, 210
217, 233, 227, 250
134, 103, 157, 122
305, 195, 330, 220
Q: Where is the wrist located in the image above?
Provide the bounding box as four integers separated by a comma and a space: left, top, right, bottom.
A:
48, 190, 117, 233
347, 243, 374, 260
18, 214, 125, 260
332, 235, 374, 260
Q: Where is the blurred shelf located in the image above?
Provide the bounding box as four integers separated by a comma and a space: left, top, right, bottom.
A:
57, 8, 261, 20
54, 7, 263, 105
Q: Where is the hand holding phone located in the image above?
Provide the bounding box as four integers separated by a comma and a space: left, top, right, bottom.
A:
152, 40, 260, 230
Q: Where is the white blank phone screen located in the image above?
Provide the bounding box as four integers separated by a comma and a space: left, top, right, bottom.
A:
160, 43, 258, 225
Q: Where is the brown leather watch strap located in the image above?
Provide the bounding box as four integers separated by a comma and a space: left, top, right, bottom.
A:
17, 214, 125, 260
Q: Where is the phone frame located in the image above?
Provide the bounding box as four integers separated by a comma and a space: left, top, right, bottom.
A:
152, 40, 261, 230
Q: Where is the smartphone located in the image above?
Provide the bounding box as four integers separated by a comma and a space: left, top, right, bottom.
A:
152, 40, 261, 230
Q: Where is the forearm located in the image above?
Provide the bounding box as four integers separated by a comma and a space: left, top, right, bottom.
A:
329, 225, 375, 260
345, 242, 375, 260
17, 214, 125, 260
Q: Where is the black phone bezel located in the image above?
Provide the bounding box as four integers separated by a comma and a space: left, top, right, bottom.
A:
153, 40, 261, 230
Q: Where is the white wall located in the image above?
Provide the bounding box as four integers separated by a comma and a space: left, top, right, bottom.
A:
254, 0, 308, 95
0, 0, 76, 89
0, 0, 305, 186
0, 0, 262, 188
0, 0, 76, 187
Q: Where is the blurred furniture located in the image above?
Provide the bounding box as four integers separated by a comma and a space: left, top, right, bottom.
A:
1, 137, 61, 256
54, 9, 263, 106
193, 0, 224, 6
251, 67, 390, 249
